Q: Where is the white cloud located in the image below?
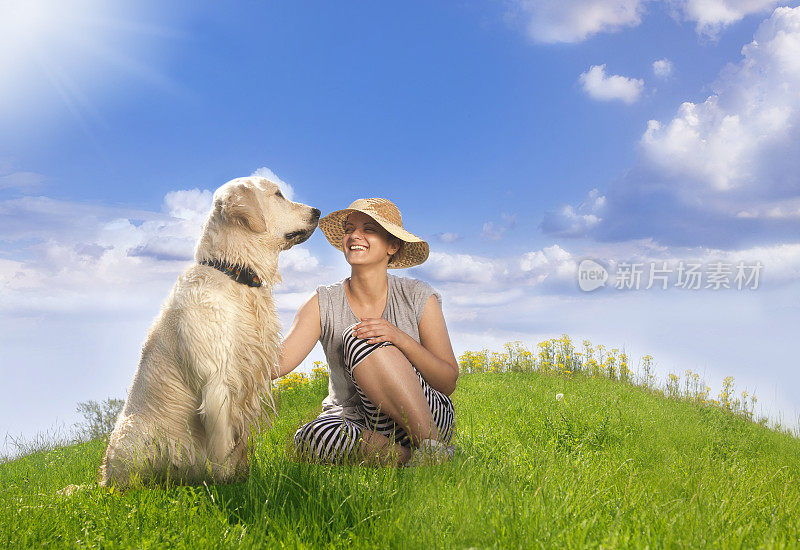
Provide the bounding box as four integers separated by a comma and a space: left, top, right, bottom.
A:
274, 290, 316, 313
416, 246, 581, 294
579, 64, 644, 104
0, 187, 324, 315
713, 241, 800, 282
540, 188, 606, 237
278, 247, 320, 273
544, 6, 800, 248
124, 190, 212, 261
519, 244, 575, 272
162, 188, 212, 220
501, 212, 518, 229
481, 221, 506, 240
641, 5, 800, 197
0, 171, 46, 191
541, 205, 601, 236
509, 0, 647, 43
671, 0, 784, 39
420, 251, 499, 284
593, 240, 800, 290
480, 212, 518, 241
436, 232, 461, 243
735, 197, 800, 219
449, 288, 526, 307
422, 240, 800, 296
445, 310, 478, 322
0, 195, 162, 243
508, 0, 783, 43
652, 58, 674, 78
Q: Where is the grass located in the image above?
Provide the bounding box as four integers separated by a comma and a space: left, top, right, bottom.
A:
2, 371, 800, 548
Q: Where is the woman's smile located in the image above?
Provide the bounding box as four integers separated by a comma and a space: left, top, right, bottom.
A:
347, 244, 370, 257
339, 210, 402, 267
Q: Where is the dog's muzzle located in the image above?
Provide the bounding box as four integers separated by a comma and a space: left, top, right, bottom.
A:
284, 229, 313, 245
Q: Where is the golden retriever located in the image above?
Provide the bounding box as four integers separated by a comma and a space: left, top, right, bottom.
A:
98, 176, 319, 488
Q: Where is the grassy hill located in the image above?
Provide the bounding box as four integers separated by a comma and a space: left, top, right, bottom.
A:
2, 370, 800, 548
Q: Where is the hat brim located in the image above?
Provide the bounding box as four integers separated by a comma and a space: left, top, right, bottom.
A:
319, 208, 429, 269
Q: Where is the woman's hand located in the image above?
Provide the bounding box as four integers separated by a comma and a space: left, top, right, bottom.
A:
353, 317, 406, 346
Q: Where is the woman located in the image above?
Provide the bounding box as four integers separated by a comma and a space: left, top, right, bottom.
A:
272, 198, 459, 467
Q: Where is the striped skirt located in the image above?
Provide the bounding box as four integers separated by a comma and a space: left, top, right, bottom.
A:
293, 322, 455, 463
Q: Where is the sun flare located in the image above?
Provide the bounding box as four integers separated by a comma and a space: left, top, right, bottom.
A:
0, 0, 178, 126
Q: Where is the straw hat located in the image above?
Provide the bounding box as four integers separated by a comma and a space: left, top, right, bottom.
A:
319, 198, 429, 269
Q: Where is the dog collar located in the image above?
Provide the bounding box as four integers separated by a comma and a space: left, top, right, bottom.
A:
199, 258, 263, 287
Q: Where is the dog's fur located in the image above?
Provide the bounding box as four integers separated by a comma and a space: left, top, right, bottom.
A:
98, 176, 319, 488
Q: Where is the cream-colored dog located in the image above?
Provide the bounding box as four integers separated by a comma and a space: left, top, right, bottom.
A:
98, 176, 319, 488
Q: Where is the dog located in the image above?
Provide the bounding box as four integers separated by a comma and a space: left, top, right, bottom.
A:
98, 176, 320, 488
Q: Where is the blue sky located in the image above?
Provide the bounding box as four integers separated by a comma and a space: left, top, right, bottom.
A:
2, 0, 800, 454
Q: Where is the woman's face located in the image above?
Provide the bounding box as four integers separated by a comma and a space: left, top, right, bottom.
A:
342, 211, 400, 267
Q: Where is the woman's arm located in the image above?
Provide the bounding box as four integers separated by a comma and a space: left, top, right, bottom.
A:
270, 291, 322, 380
393, 294, 459, 396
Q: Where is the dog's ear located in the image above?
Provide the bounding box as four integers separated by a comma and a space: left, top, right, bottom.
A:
220, 184, 267, 233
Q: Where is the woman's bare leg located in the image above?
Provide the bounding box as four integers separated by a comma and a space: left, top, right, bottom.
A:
356, 430, 412, 466
352, 344, 441, 447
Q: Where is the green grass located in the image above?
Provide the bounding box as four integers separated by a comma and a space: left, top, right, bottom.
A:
2, 372, 800, 548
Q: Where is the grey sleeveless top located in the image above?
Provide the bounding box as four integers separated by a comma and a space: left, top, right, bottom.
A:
316, 273, 443, 421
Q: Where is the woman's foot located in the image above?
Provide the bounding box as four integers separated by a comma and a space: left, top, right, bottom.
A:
357, 430, 413, 467
404, 438, 455, 467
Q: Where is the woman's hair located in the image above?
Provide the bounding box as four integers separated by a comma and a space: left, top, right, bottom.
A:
388, 236, 403, 265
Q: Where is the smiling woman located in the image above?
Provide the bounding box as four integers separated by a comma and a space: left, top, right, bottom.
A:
273, 198, 459, 467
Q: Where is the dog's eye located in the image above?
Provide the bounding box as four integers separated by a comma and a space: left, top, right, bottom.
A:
275, 191, 284, 198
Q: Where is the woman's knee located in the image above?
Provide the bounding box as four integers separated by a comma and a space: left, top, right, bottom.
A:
342, 324, 397, 380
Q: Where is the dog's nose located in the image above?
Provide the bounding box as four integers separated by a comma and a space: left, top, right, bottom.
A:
311, 208, 321, 221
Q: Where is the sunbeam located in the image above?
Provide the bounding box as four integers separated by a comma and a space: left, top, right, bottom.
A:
0, 0, 185, 133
